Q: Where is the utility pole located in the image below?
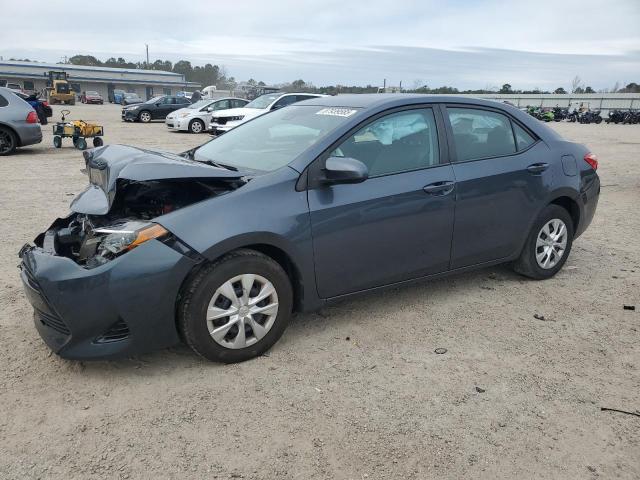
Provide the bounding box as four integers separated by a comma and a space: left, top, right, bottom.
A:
145, 44, 149, 67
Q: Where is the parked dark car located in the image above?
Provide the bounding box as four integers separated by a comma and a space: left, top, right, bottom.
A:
121, 93, 143, 105
19, 95, 600, 362
81, 91, 104, 104
0, 87, 43, 155
122, 95, 191, 122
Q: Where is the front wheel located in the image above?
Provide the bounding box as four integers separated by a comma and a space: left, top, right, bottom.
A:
178, 249, 293, 363
139, 110, 151, 123
513, 205, 574, 280
189, 119, 205, 134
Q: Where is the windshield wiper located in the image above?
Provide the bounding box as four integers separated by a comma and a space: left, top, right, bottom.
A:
202, 159, 238, 171
180, 148, 239, 171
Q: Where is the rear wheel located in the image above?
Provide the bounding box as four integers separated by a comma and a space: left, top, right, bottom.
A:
513, 205, 574, 279
189, 119, 205, 134
178, 249, 293, 363
75, 137, 87, 150
139, 110, 151, 123
53, 136, 62, 148
0, 127, 17, 156
93, 137, 103, 147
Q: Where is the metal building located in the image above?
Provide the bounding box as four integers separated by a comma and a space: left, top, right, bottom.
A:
0, 60, 200, 101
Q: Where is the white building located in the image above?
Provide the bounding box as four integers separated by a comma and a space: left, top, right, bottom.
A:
0, 60, 200, 100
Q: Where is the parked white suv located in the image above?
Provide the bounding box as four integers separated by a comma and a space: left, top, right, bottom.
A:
165, 97, 249, 133
209, 92, 325, 134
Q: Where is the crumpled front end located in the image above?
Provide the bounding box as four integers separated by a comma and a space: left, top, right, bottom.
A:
18, 144, 247, 359
20, 232, 199, 359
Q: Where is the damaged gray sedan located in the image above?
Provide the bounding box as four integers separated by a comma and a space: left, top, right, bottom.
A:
19, 95, 599, 362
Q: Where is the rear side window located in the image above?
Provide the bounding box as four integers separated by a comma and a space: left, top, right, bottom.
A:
513, 123, 536, 150
0, 93, 7, 107
448, 107, 516, 161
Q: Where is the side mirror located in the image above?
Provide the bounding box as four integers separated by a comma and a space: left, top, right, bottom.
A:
321, 157, 368, 185
206, 106, 214, 112
155, 102, 161, 106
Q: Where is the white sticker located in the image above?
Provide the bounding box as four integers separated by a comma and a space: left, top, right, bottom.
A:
316, 107, 357, 117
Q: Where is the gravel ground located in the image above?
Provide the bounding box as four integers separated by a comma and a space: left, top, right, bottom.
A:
0, 103, 638, 480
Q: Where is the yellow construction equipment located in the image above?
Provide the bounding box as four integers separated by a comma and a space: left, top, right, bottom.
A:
45, 71, 75, 105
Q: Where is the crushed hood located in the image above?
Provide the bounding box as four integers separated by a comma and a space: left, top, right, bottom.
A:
70, 144, 243, 215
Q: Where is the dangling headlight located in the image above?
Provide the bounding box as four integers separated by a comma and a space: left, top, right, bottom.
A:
93, 222, 168, 256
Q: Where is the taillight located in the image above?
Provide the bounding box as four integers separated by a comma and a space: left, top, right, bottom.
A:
26, 111, 39, 124
584, 152, 598, 171
42, 101, 49, 107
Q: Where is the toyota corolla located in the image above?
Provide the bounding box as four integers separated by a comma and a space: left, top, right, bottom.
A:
19, 95, 600, 363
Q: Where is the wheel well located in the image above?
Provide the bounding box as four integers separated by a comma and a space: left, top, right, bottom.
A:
242, 244, 304, 312
550, 196, 580, 231
177, 244, 304, 319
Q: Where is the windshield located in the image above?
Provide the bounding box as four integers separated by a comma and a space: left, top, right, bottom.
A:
86, 91, 99, 95
245, 93, 282, 109
145, 96, 164, 104
125, 93, 138, 98
194, 105, 358, 172
188, 99, 212, 109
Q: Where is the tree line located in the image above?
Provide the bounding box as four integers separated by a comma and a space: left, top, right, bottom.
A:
8, 56, 640, 94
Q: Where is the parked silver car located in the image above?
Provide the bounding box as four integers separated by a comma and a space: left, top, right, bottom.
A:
0, 87, 42, 155
165, 97, 249, 133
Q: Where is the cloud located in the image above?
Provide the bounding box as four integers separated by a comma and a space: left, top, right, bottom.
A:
1, 0, 638, 89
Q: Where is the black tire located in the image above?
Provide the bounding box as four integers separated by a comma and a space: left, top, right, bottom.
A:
0, 127, 17, 156
138, 110, 152, 123
189, 119, 205, 134
93, 137, 103, 147
76, 138, 87, 150
53, 136, 62, 148
178, 249, 293, 363
513, 204, 574, 280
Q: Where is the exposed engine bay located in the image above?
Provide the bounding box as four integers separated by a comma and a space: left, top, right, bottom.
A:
36, 177, 243, 268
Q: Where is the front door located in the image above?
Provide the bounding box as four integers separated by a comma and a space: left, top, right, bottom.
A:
443, 105, 550, 268
308, 107, 456, 298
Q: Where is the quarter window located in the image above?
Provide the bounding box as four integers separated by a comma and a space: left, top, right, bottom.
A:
513, 122, 536, 150
331, 109, 440, 177
0, 93, 7, 107
448, 108, 516, 161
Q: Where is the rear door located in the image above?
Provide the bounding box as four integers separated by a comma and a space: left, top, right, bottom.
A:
308, 106, 456, 298
442, 104, 549, 268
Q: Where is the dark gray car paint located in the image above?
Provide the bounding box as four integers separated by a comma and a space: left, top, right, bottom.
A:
20, 94, 600, 359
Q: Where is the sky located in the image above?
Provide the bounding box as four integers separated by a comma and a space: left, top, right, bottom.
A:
1, 0, 639, 90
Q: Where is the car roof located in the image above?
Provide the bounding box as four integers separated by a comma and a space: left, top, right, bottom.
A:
298, 93, 511, 110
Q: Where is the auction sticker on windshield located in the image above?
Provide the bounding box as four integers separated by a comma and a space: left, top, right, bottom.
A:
316, 108, 358, 117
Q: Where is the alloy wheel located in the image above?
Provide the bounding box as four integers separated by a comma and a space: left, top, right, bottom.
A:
535, 219, 568, 269
206, 274, 279, 349
140, 112, 151, 122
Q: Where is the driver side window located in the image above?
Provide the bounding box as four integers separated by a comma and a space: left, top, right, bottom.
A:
330, 108, 440, 177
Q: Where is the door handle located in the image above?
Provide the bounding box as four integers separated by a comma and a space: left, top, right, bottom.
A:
527, 163, 549, 174
423, 181, 455, 195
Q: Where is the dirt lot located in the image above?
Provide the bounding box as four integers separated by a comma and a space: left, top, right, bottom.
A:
1, 103, 638, 479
